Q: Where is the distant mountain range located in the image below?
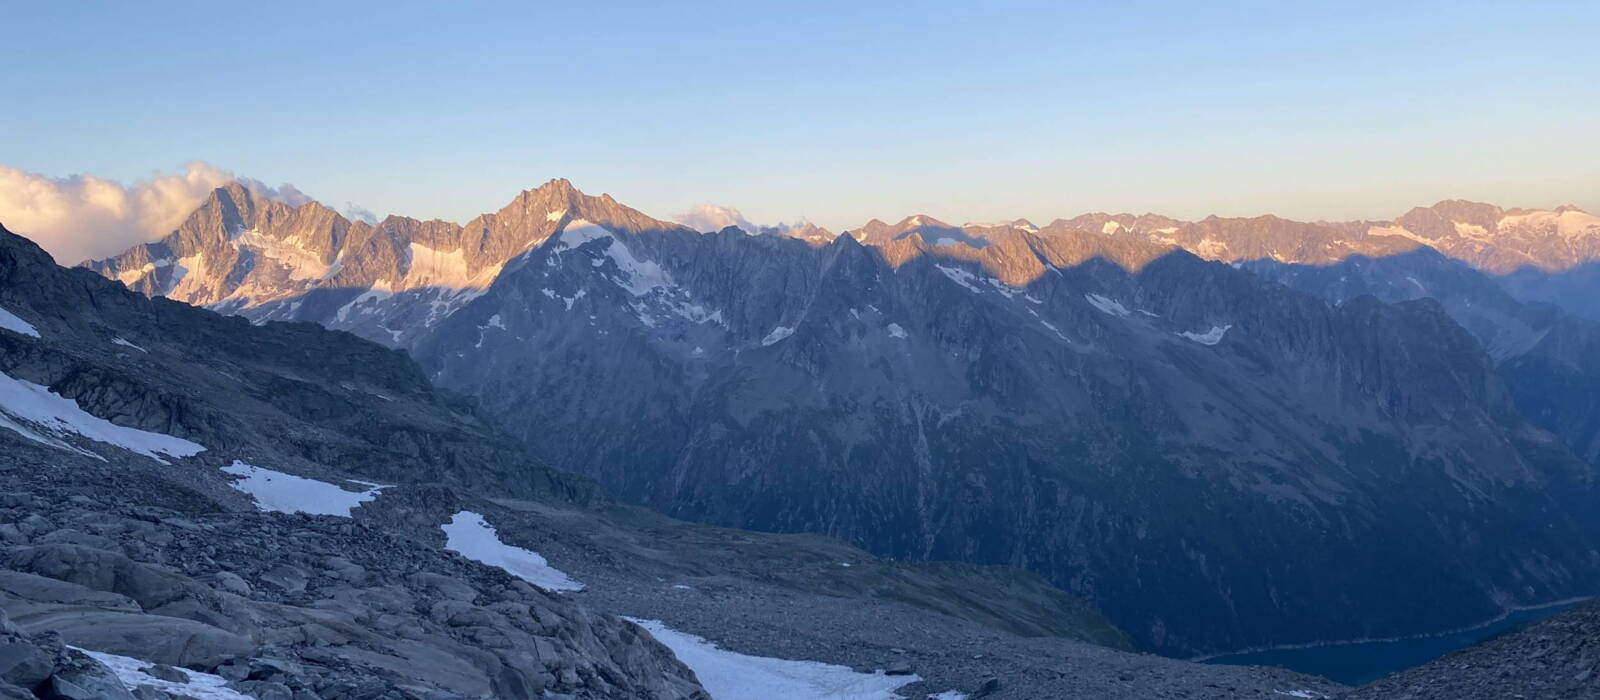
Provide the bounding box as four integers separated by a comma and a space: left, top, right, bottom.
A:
81, 180, 1600, 656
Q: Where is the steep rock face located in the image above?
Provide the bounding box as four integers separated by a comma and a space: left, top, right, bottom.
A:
5, 225, 590, 500
84, 179, 693, 346
1245, 250, 1600, 471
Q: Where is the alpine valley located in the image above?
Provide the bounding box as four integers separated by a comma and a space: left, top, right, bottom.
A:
81, 180, 1600, 668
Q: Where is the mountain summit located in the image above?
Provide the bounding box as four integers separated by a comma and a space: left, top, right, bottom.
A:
85, 179, 691, 344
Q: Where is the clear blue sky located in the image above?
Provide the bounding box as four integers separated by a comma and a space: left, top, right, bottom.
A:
5, 0, 1597, 230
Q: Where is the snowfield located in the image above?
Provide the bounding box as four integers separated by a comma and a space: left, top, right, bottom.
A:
1085, 293, 1131, 318
442, 510, 584, 592
626, 618, 919, 700
74, 647, 248, 700
0, 305, 39, 337
1179, 324, 1232, 345
0, 370, 205, 463
761, 326, 796, 346
936, 265, 984, 294
221, 461, 385, 517
111, 337, 148, 352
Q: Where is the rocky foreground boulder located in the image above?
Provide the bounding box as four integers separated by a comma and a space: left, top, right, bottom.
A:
1, 606, 138, 700
0, 480, 707, 699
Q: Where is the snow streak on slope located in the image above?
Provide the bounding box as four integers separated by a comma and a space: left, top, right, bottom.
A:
0, 370, 206, 463
75, 647, 249, 700
111, 337, 147, 352
235, 229, 334, 281
559, 220, 678, 296
442, 511, 584, 592
1178, 325, 1232, 345
935, 265, 984, 293
221, 461, 384, 516
0, 305, 39, 337
761, 326, 796, 346
627, 619, 918, 700
1085, 294, 1130, 318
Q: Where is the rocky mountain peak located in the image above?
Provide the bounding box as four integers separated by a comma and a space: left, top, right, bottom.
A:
780, 221, 837, 246
898, 214, 947, 229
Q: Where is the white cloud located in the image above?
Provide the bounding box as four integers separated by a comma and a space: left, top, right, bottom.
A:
674, 203, 769, 234
343, 203, 379, 224
0, 162, 311, 265
238, 178, 313, 208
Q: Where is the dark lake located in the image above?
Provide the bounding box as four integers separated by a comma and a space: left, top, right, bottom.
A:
1202, 602, 1582, 686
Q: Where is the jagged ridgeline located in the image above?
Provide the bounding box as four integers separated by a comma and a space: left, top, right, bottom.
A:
3, 222, 1188, 699
85, 180, 1600, 656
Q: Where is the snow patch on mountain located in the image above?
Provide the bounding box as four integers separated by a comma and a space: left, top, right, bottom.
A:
115, 263, 154, 286
1500, 208, 1600, 240
1367, 225, 1432, 245
1452, 221, 1492, 241
762, 326, 796, 346
604, 242, 672, 296
672, 302, 725, 326
1085, 294, 1130, 318
1179, 325, 1232, 345
111, 337, 147, 352
542, 288, 587, 311
221, 461, 385, 517
0, 306, 39, 337
0, 412, 95, 459
557, 220, 615, 248
166, 252, 207, 302
236, 228, 334, 280
442, 511, 584, 592
626, 618, 917, 700
0, 370, 205, 463
986, 277, 1022, 299
75, 647, 249, 700
404, 242, 473, 289
936, 265, 983, 293
560, 220, 682, 300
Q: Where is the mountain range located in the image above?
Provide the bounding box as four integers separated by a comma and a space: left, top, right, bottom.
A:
82, 181, 1600, 657
0, 220, 1362, 699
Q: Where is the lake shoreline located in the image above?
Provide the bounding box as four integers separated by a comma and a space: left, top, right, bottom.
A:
1189, 595, 1595, 663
